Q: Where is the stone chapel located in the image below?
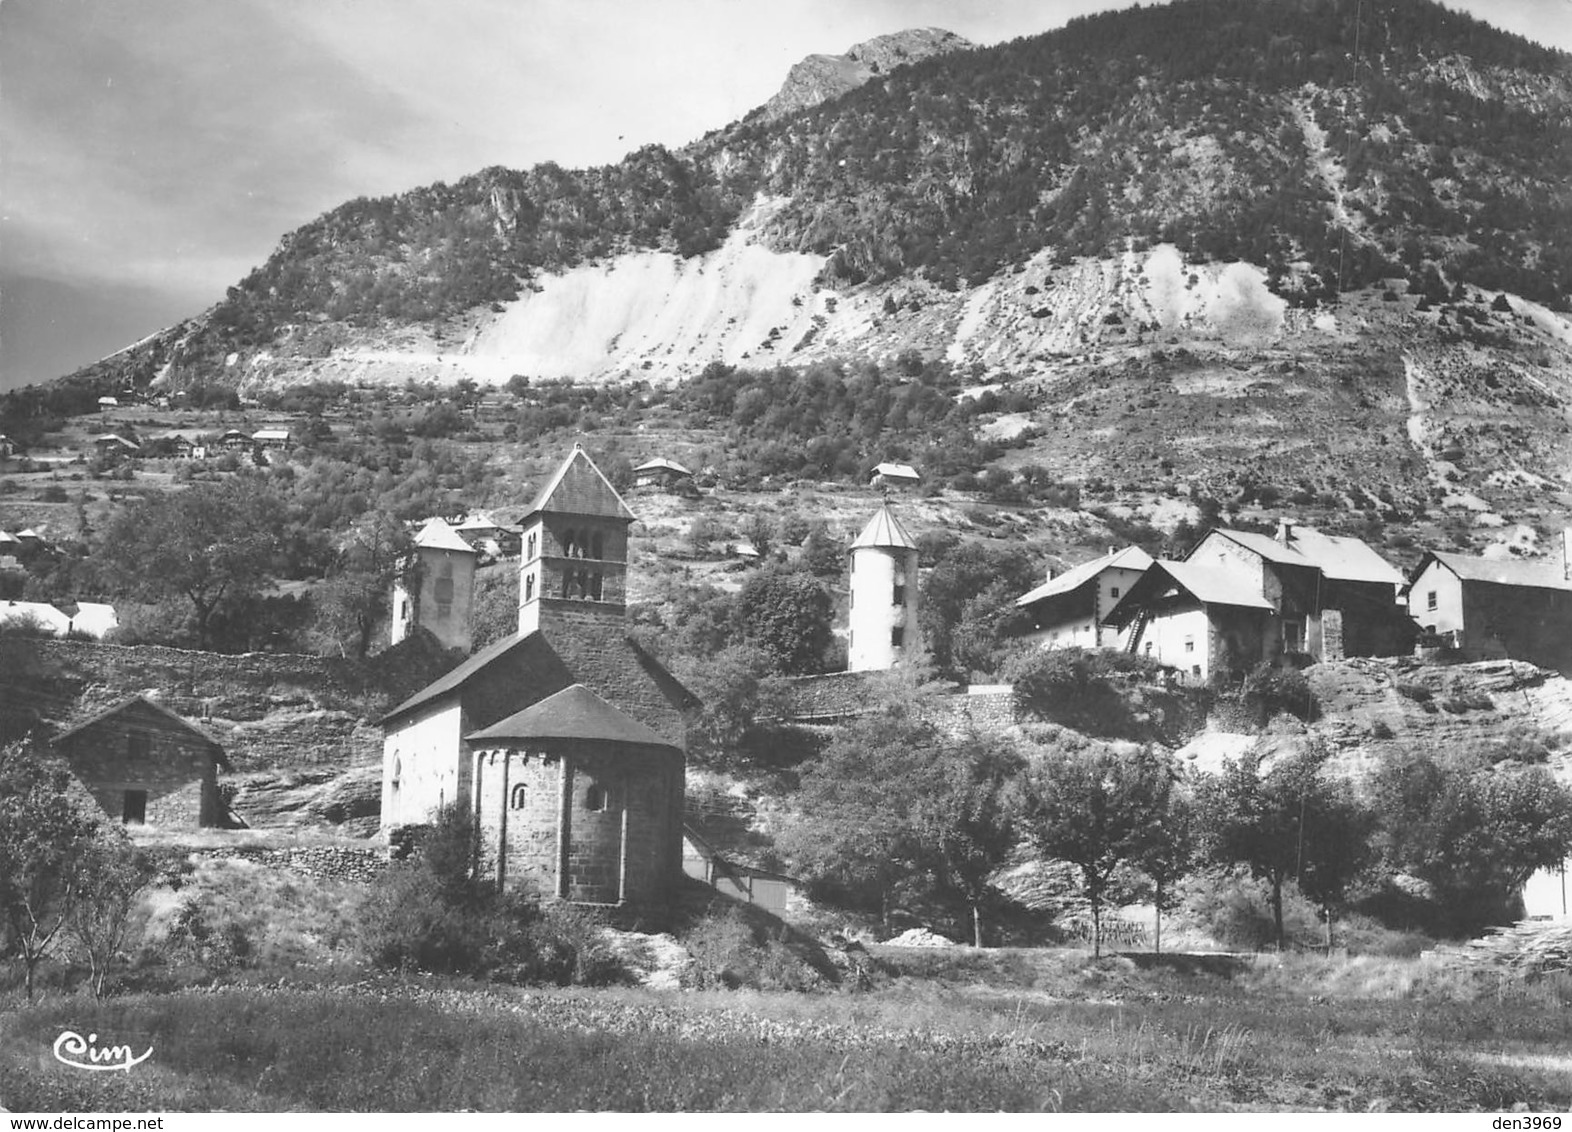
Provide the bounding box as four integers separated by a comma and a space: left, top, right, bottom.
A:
381, 445, 694, 907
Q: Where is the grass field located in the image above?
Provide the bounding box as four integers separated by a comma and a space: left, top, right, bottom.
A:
3, 952, 1569, 1112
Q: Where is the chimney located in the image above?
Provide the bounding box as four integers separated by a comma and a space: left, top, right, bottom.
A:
1044, 566, 1054, 582
1277, 517, 1295, 545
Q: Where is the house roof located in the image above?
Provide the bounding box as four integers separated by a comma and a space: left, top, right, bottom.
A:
467, 683, 676, 749
53, 695, 228, 768
454, 511, 507, 532
872, 462, 921, 480
1414, 550, 1572, 592
1104, 559, 1274, 626
1202, 527, 1403, 585
1016, 546, 1154, 607
253, 429, 291, 441
633, 457, 692, 476
93, 434, 140, 449
413, 517, 477, 553
523, 445, 636, 524
851, 504, 918, 551
380, 627, 698, 731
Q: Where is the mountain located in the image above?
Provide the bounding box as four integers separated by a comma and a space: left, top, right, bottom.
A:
758, 28, 973, 121
17, 0, 1572, 529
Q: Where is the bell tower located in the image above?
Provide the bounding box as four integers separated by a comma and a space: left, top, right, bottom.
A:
519, 445, 637, 636
848, 503, 920, 671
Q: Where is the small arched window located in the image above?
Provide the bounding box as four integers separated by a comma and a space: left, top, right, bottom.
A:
524, 573, 535, 602
560, 570, 572, 598
527, 532, 538, 560
590, 572, 604, 601
562, 529, 577, 558
510, 783, 528, 810
591, 532, 605, 559
585, 784, 609, 812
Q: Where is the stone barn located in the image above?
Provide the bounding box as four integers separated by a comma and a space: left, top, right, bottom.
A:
50, 695, 228, 827
1405, 547, 1572, 674
467, 684, 684, 906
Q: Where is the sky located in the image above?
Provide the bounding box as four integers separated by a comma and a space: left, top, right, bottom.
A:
3, 0, 1570, 393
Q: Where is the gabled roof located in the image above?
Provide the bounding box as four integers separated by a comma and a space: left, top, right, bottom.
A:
454, 511, 507, 531
524, 445, 636, 523
53, 695, 228, 768
633, 457, 692, 476
382, 631, 533, 723
1104, 559, 1274, 626
1413, 550, 1572, 592
467, 683, 675, 749
1016, 546, 1154, 607
851, 504, 917, 551
872, 462, 921, 480
380, 628, 698, 732
252, 428, 291, 441
1201, 527, 1403, 586
93, 434, 140, 449
413, 517, 476, 553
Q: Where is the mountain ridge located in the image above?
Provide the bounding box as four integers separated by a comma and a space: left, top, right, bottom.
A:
9, 0, 1572, 537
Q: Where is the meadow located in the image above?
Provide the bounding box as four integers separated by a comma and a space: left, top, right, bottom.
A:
3, 950, 1569, 1113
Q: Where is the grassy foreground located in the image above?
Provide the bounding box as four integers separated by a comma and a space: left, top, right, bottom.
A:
2, 952, 1570, 1113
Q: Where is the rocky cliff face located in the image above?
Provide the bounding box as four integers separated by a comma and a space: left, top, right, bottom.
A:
758, 28, 973, 122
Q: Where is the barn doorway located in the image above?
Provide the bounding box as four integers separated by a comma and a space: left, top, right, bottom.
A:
122, 790, 147, 825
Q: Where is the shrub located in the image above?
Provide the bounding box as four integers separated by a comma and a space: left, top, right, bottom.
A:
1215, 663, 1315, 728
680, 905, 825, 991
1005, 647, 1174, 737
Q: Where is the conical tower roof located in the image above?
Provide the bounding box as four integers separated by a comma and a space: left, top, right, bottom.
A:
466, 683, 675, 749
851, 503, 917, 551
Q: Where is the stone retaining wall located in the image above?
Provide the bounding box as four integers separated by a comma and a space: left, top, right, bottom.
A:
190, 843, 389, 884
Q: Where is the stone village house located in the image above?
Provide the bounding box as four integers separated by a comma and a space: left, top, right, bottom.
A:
1105, 521, 1412, 680
381, 446, 695, 909
1015, 546, 1154, 652
50, 695, 228, 827
1405, 533, 1572, 675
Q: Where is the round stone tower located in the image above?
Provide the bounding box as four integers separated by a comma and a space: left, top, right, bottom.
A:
467, 683, 684, 907
391, 517, 477, 653
847, 503, 920, 671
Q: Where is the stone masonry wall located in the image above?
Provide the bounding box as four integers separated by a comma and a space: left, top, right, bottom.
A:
474, 741, 682, 905
189, 844, 388, 883
1, 635, 455, 772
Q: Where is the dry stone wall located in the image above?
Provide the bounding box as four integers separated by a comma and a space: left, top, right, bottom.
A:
1, 635, 456, 772
189, 843, 388, 883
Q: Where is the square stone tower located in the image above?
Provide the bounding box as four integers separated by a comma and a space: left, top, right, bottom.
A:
518, 444, 637, 636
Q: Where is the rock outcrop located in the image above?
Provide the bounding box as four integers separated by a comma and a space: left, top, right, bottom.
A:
758, 28, 972, 121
